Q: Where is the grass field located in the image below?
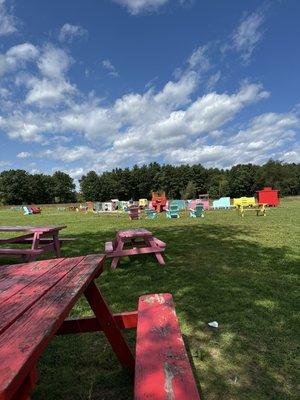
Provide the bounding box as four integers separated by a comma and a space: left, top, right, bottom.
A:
1, 200, 299, 400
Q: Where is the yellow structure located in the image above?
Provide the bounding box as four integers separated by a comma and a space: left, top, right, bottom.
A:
233, 197, 256, 207
139, 198, 148, 208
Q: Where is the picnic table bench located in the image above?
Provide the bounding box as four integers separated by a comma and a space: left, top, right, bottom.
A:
237, 203, 267, 217
105, 228, 166, 269
0, 255, 200, 400
0, 225, 70, 262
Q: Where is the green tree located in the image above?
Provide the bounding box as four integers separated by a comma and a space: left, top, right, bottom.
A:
181, 181, 197, 199
80, 171, 101, 201
51, 171, 76, 203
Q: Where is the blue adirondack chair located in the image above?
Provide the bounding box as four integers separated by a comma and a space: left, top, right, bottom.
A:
166, 204, 180, 218
23, 206, 32, 215
144, 208, 158, 219
190, 204, 204, 218
212, 197, 231, 209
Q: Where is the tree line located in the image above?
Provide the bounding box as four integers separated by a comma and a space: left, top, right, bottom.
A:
80, 160, 300, 201
0, 160, 299, 205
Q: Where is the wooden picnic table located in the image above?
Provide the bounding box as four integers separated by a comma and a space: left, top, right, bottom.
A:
0, 225, 67, 262
0, 255, 200, 400
105, 228, 166, 269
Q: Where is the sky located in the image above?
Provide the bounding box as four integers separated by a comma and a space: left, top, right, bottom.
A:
0, 0, 299, 182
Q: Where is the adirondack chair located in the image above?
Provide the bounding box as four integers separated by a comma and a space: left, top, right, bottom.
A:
128, 206, 140, 220
144, 208, 158, 219
166, 204, 180, 218
23, 206, 32, 215
190, 204, 204, 218
212, 197, 231, 209
30, 206, 41, 214
170, 200, 186, 210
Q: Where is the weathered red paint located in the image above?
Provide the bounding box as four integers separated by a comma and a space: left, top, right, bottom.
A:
134, 293, 200, 400
105, 228, 166, 268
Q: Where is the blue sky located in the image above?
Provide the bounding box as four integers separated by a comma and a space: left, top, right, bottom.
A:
0, 0, 299, 181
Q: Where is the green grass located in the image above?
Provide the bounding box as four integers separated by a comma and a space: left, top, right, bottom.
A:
1, 200, 299, 400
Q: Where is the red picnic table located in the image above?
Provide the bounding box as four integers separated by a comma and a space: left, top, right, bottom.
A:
105, 228, 166, 269
0, 225, 68, 262
0, 255, 200, 400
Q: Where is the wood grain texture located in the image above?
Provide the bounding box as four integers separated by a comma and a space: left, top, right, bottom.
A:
134, 293, 200, 400
0, 254, 105, 400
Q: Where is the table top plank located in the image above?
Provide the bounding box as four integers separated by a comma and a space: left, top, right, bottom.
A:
0, 259, 62, 305
0, 254, 105, 400
117, 228, 152, 239
0, 226, 66, 233
0, 257, 84, 335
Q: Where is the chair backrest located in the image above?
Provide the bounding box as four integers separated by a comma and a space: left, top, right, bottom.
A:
195, 204, 204, 214
170, 204, 179, 212
128, 206, 139, 220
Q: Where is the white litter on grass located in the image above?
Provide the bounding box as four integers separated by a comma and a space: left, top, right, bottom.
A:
208, 321, 219, 328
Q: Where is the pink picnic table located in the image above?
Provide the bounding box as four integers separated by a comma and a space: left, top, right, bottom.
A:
105, 228, 166, 269
0, 225, 67, 262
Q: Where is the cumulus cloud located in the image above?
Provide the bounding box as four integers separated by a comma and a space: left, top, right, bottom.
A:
0, 0, 18, 36
0, 43, 38, 76
59, 23, 88, 42
15, 45, 76, 107
0, 34, 299, 174
232, 10, 265, 63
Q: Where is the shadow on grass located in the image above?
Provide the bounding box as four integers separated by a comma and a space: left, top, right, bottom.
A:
22, 223, 298, 400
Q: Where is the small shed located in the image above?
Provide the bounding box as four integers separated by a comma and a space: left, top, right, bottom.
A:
256, 187, 280, 206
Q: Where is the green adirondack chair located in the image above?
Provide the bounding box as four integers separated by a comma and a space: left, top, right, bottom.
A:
144, 208, 158, 219
190, 204, 204, 218
166, 204, 180, 218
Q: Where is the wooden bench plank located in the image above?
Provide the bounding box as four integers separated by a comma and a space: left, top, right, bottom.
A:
0, 257, 80, 334
6, 237, 75, 245
105, 246, 165, 258
134, 293, 200, 400
0, 254, 105, 400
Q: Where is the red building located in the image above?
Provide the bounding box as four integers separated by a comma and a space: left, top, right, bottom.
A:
256, 187, 280, 206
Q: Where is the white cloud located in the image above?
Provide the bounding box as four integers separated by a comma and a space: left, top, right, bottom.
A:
15, 45, 76, 107
24, 77, 76, 106
17, 151, 31, 158
38, 45, 71, 79
188, 45, 211, 71
232, 11, 264, 63
0, 0, 18, 36
113, 0, 169, 15
59, 23, 88, 42
206, 71, 221, 91
165, 111, 300, 168
0, 35, 298, 174
102, 59, 119, 77
0, 43, 38, 76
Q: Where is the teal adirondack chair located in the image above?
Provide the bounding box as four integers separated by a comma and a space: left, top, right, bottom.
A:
166, 204, 180, 218
23, 206, 32, 215
190, 204, 204, 218
144, 208, 158, 219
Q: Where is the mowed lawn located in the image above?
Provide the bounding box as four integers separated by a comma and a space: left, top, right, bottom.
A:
0, 200, 299, 400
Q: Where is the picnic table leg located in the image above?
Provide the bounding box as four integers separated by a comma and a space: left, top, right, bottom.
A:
145, 236, 165, 265
12, 366, 38, 400
111, 238, 124, 269
52, 231, 62, 257
84, 281, 135, 373
27, 232, 41, 262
